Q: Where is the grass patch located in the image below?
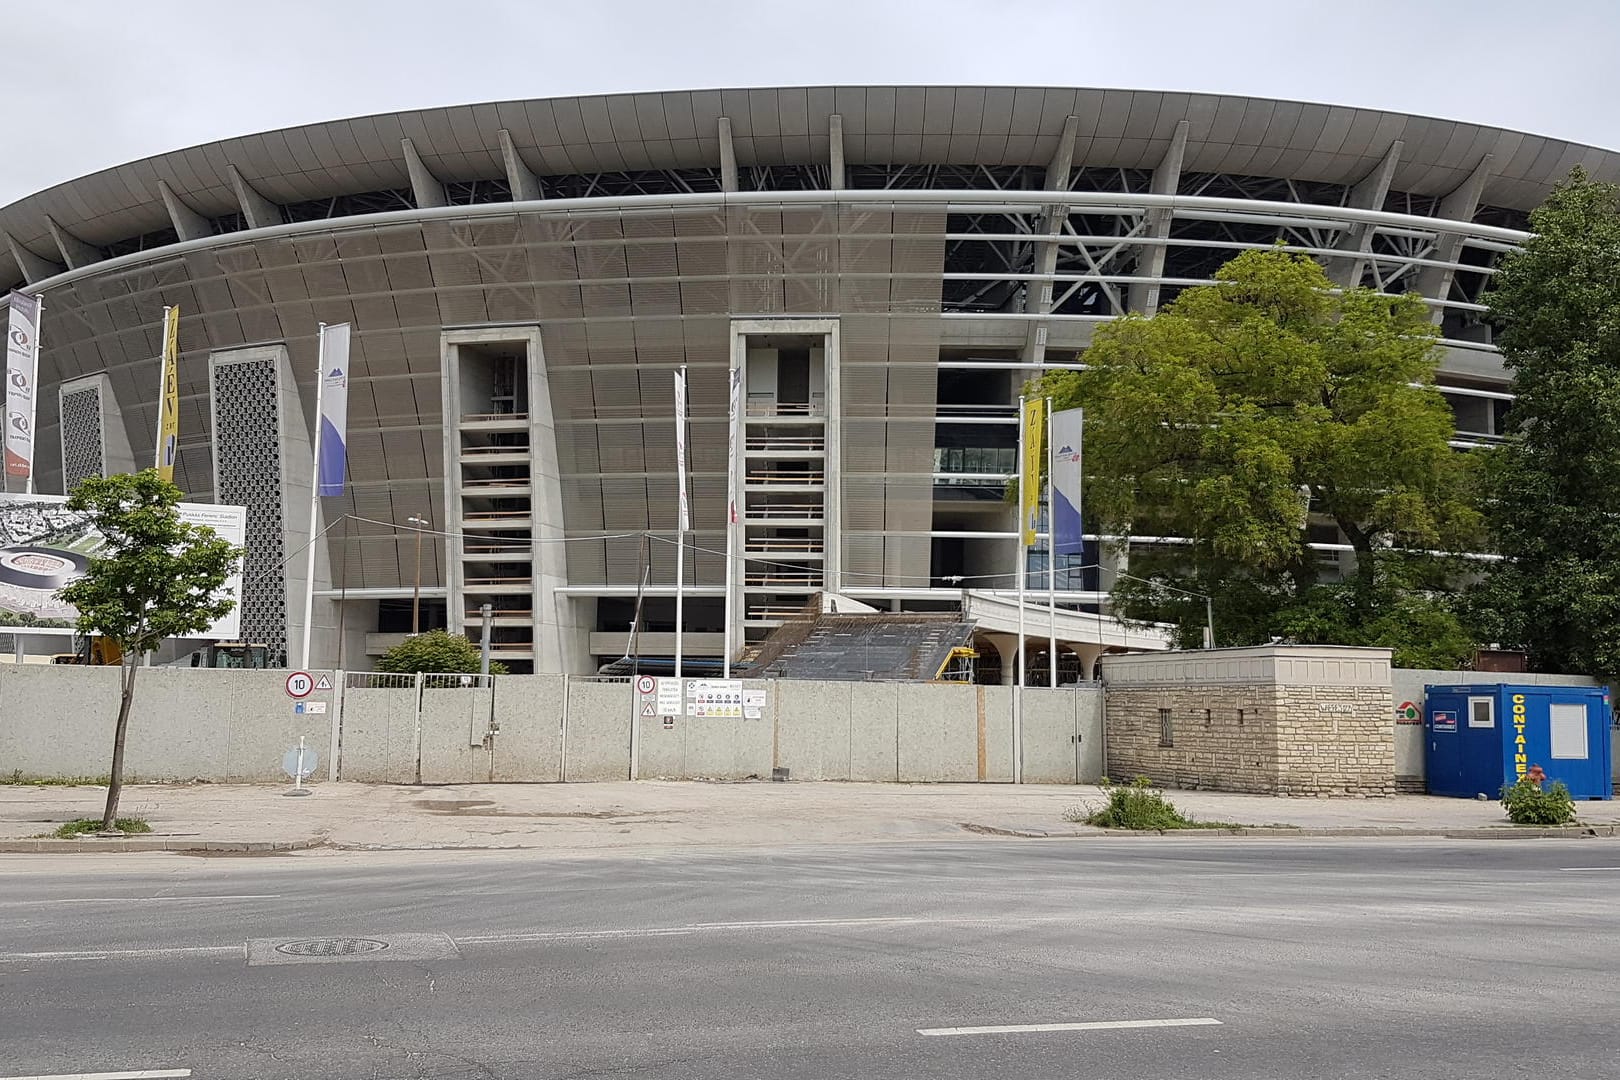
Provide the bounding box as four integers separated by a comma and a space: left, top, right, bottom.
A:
51, 817, 152, 839
3, 770, 110, 786
1064, 777, 1261, 831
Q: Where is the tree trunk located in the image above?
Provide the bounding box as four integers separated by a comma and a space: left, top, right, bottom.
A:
100, 655, 139, 831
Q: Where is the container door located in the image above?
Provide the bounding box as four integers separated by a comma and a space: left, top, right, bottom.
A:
1426, 699, 1465, 797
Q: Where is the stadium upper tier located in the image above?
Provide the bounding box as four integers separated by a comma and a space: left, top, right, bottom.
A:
2, 86, 1613, 299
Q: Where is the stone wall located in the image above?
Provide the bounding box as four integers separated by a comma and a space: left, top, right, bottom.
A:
1100, 646, 1394, 796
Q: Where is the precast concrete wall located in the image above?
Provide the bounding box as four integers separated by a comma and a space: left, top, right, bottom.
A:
0, 665, 340, 782
1, 666, 1100, 785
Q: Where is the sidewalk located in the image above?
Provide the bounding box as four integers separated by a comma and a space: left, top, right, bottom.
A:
4, 780, 1619, 853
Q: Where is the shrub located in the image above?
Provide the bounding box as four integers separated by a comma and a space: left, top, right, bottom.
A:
376, 629, 509, 675
1074, 776, 1199, 830
1501, 778, 1576, 826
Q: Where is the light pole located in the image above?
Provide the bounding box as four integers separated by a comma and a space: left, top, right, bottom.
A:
406, 515, 430, 635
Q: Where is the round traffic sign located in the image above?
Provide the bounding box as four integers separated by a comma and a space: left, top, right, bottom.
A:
285, 671, 315, 698
635, 675, 655, 695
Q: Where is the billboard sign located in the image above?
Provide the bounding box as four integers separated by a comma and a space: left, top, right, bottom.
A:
0, 492, 246, 637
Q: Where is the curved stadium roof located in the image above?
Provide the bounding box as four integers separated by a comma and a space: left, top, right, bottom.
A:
3, 87, 1617, 288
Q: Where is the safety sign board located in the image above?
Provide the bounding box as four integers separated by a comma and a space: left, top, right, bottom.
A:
686, 678, 743, 718
285, 671, 314, 698
636, 675, 655, 695
314, 673, 333, 691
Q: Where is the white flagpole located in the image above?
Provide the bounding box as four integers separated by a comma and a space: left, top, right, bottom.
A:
722, 364, 739, 678
299, 323, 327, 671
152, 305, 170, 472
1013, 394, 1026, 785
674, 365, 688, 680
1046, 396, 1057, 688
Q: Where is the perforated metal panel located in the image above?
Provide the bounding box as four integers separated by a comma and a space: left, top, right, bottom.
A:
211, 357, 288, 657
58, 385, 104, 489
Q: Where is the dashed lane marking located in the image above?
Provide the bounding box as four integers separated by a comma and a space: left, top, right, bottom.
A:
918, 1017, 1224, 1037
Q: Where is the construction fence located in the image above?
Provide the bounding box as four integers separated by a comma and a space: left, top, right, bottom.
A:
0, 665, 1103, 785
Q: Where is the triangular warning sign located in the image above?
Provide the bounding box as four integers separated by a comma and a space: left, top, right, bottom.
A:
314, 674, 333, 691
641, 702, 656, 716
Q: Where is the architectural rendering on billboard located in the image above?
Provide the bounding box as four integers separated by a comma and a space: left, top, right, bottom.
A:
0, 492, 246, 636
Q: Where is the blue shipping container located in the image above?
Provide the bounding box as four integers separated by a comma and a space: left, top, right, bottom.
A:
1424, 684, 1612, 800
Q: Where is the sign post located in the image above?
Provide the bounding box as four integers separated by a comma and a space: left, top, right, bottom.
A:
281, 735, 317, 797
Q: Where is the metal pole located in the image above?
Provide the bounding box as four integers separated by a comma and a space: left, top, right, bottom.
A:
298, 324, 328, 671
479, 602, 493, 675
674, 365, 688, 679
406, 514, 429, 635
1013, 394, 1025, 784
1205, 595, 1216, 650
723, 362, 740, 678
1045, 396, 1057, 688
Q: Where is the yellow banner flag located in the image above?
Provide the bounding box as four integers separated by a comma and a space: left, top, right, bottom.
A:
1020, 395, 1044, 547
156, 305, 180, 482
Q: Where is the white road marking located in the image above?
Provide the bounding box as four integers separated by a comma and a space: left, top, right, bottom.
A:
458, 915, 947, 945
48, 895, 281, 904
918, 1017, 1224, 1037
0, 945, 240, 965
1559, 867, 1620, 872
0, 1070, 191, 1079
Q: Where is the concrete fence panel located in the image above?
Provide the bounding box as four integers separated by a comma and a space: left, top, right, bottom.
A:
491, 676, 565, 782
1019, 688, 1079, 785
898, 683, 980, 782
682, 712, 774, 780
774, 680, 852, 781
980, 685, 1014, 782
847, 682, 901, 781
563, 679, 631, 782
339, 687, 419, 783
1076, 689, 1105, 782
1, 664, 124, 779
418, 686, 494, 785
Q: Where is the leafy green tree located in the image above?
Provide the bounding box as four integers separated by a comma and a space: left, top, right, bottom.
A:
376, 628, 509, 676
1037, 248, 1479, 662
57, 470, 242, 830
1473, 169, 1620, 675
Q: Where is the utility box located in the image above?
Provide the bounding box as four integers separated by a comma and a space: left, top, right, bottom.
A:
1425, 684, 1612, 800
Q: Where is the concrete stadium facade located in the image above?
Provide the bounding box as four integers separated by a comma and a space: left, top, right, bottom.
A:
3, 86, 1614, 676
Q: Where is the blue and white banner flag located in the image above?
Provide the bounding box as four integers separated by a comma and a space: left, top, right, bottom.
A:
1050, 407, 1084, 556
316, 323, 351, 497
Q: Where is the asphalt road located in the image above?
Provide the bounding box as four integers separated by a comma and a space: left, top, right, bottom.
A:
2, 837, 1617, 1079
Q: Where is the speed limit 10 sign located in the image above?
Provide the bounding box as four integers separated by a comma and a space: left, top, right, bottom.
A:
285, 671, 315, 698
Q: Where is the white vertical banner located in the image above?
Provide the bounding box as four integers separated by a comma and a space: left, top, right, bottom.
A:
316, 322, 352, 497
673, 367, 690, 531
1050, 407, 1085, 556
4, 291, 42, 489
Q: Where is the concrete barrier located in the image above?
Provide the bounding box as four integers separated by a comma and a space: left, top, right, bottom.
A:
339, 685, 418, 783
562, 679, 630, 782
491, 676, 565, 782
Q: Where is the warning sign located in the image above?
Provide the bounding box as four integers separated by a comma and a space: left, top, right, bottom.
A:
641, 702, 655, 717
314, 673, 333, 691
686, 678, 743, 718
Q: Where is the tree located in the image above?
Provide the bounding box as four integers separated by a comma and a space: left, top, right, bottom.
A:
375, 628, 509, 675
57, 470, 241, 831
1472, 169, 1620, 675
1037, 248, 1479, 663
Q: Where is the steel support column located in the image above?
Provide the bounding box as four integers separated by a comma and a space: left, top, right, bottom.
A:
1127, 119, 1190, 315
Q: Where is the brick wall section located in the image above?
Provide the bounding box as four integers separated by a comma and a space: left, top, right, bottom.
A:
1100, 645, 1395, 797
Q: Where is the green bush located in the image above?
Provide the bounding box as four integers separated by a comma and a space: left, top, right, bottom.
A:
1501, 779, 1576, 826
1072, 776, 1200, 830
376, 629, 509, 675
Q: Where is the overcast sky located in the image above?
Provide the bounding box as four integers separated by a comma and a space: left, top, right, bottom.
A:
4, 0, 1617, 205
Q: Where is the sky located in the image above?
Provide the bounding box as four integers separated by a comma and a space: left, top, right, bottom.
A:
3, 0, 1618, 205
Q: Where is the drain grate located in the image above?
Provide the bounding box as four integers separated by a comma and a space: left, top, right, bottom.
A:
247, 931, 460, 966
275, 937, 391, 957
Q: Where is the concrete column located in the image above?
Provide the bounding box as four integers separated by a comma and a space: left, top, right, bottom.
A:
401, 137, 447, 209
1415, 156, 1494, 324
44, 216, 99, 270
1127, 120, 1190, 315
157, 180, 211, 242
1020, 116, 1079, 366
718, 117, 738, 192
227, 165, 281, 230
828, 114, 845, 189
498, 129, 541, 201
1325, 141, 1401, 287
5, 234, 62, 284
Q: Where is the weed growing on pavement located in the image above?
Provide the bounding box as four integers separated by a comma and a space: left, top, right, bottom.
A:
1501, 778, 1576, 826
1064, 776, 1255, 831
50, 817, 152, 838
4, 770, 110, 786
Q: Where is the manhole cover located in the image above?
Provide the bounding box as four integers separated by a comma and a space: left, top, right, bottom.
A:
274, 937, 391, 957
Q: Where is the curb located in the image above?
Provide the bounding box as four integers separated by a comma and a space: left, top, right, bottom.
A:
965, 823, 1620, 840
0, 836, 325, 854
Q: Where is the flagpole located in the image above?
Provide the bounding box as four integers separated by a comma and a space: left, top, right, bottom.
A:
299, 323, 327, 671
674, 365, 688, 680
722, 364, 739, 678
1046, 396, 1057, 688
1013, 394, 1026, 785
